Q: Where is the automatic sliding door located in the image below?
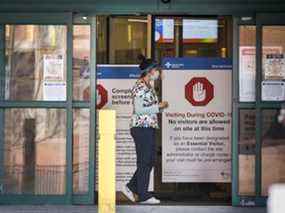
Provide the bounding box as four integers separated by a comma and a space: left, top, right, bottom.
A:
260, 24, 285, 196
154, 15, 233, 203
0, 14, 74, 205
233, 14, 285, 206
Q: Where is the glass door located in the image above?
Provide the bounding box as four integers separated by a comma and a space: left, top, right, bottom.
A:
153, 15, 233, 204
0, 13, 96, 205
72, 15, 96, 205
233, 13, 285, 206
232, 15, 258, 206
0, 15, 71, 204
258, 13, 285, 200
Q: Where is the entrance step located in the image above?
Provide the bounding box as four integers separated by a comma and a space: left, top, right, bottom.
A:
0, 205, 266, 213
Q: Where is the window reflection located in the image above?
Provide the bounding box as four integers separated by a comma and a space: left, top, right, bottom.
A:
73, 25, 91, 101
262, 109, 285, 195
109, 17, 147, 64
73, 109, 90, 194
5, 25, 67, 101
97, 16, 108, 64
154, 16, 232, 61
238, 109, 256, 195
3, 109, 66, 195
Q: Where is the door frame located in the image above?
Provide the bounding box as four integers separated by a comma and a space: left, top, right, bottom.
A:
72, 15, 97, 205
0, 13, 97, 205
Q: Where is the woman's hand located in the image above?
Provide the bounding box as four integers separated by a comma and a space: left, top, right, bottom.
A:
159, 101, 169, 110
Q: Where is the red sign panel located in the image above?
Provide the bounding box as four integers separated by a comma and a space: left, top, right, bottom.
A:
185, 77, 214, 106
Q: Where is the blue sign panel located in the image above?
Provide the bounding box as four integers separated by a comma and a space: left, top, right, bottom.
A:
162, 57, 232, 70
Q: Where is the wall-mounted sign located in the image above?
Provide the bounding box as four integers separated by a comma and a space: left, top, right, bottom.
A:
183, 19, 218, 43
155, 18, 174, 43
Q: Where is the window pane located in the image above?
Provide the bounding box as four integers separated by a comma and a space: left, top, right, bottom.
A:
73, 109, 90, 194
238, 109, 256, 195
73, 25, 91, 101
239, 26, 256, 102
182, 17, 231, 57
262, 109, 285, 196
109, 17, 147, 64
2, 109, 66, 195
155, 18, 178, 59
5, 25, 67, 101
97, 16, 108, 64
155, 16, 232, 61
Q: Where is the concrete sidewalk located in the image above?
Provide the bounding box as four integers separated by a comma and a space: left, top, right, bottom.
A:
0, 205, 267, 213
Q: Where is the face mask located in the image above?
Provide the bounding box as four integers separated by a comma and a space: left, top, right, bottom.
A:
150, 71, 160, 81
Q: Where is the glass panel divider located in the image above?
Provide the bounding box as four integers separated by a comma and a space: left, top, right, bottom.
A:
0, 24, 5, 192
88, 16, 97, 203
255, 20, 262, 197
66, 17, 74, 203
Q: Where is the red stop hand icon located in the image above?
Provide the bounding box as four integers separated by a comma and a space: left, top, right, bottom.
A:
185, 77, 214, 106
82, 84, 108, 109
96, 84, 108, 109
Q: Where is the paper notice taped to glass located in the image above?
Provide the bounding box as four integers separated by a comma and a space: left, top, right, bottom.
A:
43, 81, 66, 101
264, 54, 285, 80
43, 54, 64, 81
262, 81, 285, 101
239, 46, 283, 102
239, 46, 257, 102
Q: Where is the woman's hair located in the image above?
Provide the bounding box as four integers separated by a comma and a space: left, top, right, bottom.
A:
137, 54, 158, 78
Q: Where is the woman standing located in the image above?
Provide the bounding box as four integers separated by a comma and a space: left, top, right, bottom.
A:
122, 55, 168, 204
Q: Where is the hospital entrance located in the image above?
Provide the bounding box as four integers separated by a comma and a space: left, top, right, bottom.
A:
93, 15, 233, 204
1, 11, 285, 206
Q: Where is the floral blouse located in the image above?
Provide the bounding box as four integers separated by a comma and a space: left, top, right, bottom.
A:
130, 80, 159, 129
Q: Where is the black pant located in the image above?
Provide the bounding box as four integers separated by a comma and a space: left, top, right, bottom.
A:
127, 127, 156, 202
